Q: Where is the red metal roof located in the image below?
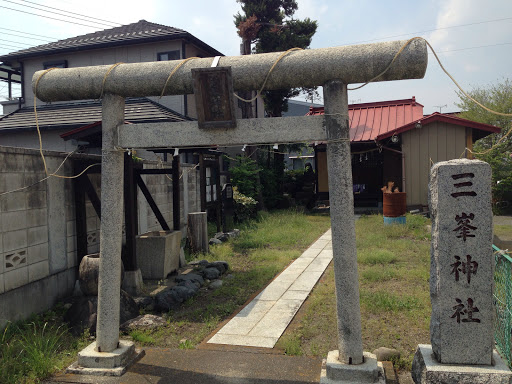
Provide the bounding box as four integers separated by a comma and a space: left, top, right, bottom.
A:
376, 112, 501, 141
307, 97, 424, 142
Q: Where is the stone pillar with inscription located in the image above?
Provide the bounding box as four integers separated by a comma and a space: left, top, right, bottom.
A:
412, 159, 512, 384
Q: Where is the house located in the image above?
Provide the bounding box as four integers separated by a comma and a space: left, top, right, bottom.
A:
307, 97, 501, 209
0, 19, 264, 151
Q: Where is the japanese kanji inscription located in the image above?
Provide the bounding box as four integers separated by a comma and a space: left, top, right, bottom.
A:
428, 159, 493, 365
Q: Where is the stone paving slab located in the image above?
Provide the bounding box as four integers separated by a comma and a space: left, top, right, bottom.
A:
208, 229, 332, 348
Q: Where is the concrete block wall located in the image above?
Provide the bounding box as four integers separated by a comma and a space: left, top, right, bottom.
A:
0, 147, 203, 326
0, 146, 76, 326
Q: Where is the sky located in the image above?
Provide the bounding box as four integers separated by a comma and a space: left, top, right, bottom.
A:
1, 0, 512, 114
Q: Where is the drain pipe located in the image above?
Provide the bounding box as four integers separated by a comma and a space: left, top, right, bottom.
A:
381, 145, 406, 193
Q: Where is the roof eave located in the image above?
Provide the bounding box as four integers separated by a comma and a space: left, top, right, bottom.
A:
0, 32, 223, 62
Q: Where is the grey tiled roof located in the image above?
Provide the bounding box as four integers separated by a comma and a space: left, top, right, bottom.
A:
0, 97, 192, 132
0, 20, 222, 62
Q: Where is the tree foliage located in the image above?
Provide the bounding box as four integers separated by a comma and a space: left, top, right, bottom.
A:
234, 0, 318, 117
456, 79, 512, 208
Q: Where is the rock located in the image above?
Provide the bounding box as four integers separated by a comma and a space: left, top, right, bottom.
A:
209, 280, 223, 290
154, 285, 197, 312
64, 290, 138, 335
134, 296, 154, 309
372, 347, 401, 362
120, 314, 167, 332
154, 287, 181, 312
175, 273, 204, 287
177, 279, 200, 293
214, 232, 230, 242
227, 229, 240, 238
189, 259, 209, 267
205, 261, 229, 274
225, 274, 234, 280
209, 238, 222, 245
202, 267, 220, 280
173, 285, 196, 302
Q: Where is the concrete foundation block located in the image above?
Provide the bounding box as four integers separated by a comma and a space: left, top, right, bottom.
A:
136, 230, 181, 279
411, 344, 512, 384
122, 269, 144, 296
67, 340, 144, 376
320, 351, 385, 383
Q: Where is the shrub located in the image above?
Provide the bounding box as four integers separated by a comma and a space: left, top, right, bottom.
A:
233, 186, 257, 223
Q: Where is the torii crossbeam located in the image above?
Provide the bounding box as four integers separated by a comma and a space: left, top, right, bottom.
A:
34, 39, 428, 381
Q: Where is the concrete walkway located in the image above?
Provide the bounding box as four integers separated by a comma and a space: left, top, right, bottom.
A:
208, 229, 333, 348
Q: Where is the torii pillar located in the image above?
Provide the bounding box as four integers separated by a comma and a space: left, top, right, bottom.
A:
33, 39, 428, 380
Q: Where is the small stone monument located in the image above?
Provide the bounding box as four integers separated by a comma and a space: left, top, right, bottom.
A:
412, 159, 512, 383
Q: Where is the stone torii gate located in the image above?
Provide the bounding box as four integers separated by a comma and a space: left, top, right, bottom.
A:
34, 39, 428, 380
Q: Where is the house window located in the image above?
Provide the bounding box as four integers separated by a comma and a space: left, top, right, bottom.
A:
157, 50, 181, 61
43, 60, 68, 69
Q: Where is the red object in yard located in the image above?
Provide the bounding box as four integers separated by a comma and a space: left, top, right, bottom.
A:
383, 192, 407, 217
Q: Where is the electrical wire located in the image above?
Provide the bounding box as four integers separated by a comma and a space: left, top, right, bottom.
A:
0, 30, 53, 43
0, 38, 32, 47
343, 16, 512, 46
15, 0, 122, 26
1, 0, 118, 28
0, 26, 58, 40
0, 5, 108, 29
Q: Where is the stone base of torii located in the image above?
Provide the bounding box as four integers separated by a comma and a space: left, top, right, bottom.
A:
33, 39, 430, 382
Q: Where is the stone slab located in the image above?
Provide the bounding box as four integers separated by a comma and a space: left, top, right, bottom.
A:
207, 333, 278, 348
68, 340, 144, 377
255, 280, 294, 301
288, 270, 324, 291
429, 159, 494, 365
411, 344, 512, 384
320, 351, 385, 383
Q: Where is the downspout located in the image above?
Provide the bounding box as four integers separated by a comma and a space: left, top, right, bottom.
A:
381, 145, 406, 194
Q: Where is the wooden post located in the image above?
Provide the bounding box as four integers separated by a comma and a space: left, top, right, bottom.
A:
199, 153, 206, 212
187, 212, 209, 254
123, 153, 138, 271
74, 162, 87, 268
172, 155, 181, 231
215, 156, 222, 232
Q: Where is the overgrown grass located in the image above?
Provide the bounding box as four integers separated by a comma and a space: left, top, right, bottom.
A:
131, 209, 332, 349
0, 306, 89, 384
276, 213, 431, 372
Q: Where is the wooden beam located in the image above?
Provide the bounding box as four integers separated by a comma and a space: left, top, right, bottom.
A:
172, 156, 180, 231
74, 165, 88, 267
123, 153, 138, 271
135, 173, 170, 231
118, 115, 327, 149
80, 175, 101, 220
135, 169, 173, 175
199, 153, 206, 212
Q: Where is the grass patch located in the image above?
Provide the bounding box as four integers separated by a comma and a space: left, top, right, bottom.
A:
360, 290, 423, 313
0, 307, 89, 384
129, 330, 156, 345
276, 213, 431, 372
358, 249, 397, 265
494, 224, 511, 239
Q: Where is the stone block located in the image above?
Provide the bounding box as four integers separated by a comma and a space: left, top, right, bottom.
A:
23, 173, 47, 191
26, 189, 46, 209
27, 243, 49, 264
1, 173, 24, 191
136, 230, 181, 279
68, 340, 144, 376
0, 234, 3, 254
3, 229, 27, 252
1, 192, 27, 212
4, 248, 27, 272
67, 235, 76, 252
66, 220, 76, 236
412, 344, 512, 384
28, 260, 49, 282
429, 159, 493, 365
122, 269, 144, 296
0, 253, 3, 274
27, 225, 48, 246
67, 251, 77, 268
321, 350, 384, 383
0, 152, 24, 172
4, 265, 28, 291
26, 208, 47, 227
1, 211, 27, 232
0, 273, 4, 294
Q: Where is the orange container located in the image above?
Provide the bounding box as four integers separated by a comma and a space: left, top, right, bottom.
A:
383, 192, 406, 217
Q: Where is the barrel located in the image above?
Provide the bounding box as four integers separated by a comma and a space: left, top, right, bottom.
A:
383, 192, 406, 217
